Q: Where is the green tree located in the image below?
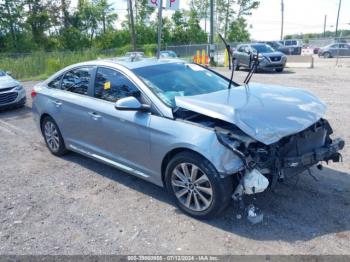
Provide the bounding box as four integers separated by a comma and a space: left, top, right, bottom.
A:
24, 0, 52, 47
96, 0, 117, 33
216, 0, 259, 39
0, 0, 24, 50
227, 17, 250, 42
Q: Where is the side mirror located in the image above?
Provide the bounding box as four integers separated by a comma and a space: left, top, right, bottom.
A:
6, 71, 12, 76
115, 96, 150, 112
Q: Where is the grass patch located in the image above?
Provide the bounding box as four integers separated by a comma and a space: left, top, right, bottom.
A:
0, 48, 124, 80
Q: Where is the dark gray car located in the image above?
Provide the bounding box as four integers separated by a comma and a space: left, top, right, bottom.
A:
0, 70, 26, 109
32, 58, 344, 219
259, 41, 290, 55
233, 44, 287, 72
318, 43, 350, 58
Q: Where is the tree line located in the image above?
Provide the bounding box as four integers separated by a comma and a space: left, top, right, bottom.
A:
0, 0, 259, 54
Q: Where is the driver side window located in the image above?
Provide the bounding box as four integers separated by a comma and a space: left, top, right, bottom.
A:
94, 67, 140, 103
238, 45, 246, 52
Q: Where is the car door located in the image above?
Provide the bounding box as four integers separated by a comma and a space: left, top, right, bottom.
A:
339, 44, 350, 56
345, 44, 350, 56
83, 67, 152, 174
329, 44, 340, 57
44, 66, 96, 150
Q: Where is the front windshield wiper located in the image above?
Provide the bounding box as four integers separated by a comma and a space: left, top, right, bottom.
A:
243, 52, 260, 85
218, 34, 260, 86
218, 33, 235, 90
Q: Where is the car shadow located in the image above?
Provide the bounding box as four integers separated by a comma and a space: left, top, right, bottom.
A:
64, 152, 350, 243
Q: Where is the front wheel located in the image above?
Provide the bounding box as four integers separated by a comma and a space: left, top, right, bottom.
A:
165, 152, 233, 219
276, 68, 284, 72
234, 60, 240, 70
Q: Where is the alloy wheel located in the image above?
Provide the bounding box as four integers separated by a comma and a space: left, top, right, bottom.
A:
44, 121, 60, 152
171, 163, 213, 212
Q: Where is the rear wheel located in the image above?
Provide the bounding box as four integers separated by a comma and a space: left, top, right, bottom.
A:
41, 116, 67, 156
165, 152, 233, 219
324, 52, 332, 59
276, 68, 284, 72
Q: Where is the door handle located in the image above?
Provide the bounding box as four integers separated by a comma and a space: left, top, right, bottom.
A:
88, 112, 102, 120
51, 100, 62, 108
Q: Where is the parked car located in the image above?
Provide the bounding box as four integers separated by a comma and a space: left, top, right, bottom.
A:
279, 39, 303, 55
259, 41, 290, 55
318, 43, 350, 58
32, 58, 344, 219
0, 70, 26, 109
233, 43, 287, 72
160, 50, 178, 58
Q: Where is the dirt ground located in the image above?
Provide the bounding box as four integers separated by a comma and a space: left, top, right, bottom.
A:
0, 58, 349, 255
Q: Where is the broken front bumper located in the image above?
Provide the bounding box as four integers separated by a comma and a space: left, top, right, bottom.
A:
282, 138, 345, 169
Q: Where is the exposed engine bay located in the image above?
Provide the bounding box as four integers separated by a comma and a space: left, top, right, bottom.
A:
175, 109, 345, 196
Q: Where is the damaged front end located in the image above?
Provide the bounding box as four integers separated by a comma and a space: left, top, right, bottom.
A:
216, 118, 345, 198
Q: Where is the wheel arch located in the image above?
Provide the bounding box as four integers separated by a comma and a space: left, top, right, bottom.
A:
40, 113, 53, 133
161, 147, 210, 188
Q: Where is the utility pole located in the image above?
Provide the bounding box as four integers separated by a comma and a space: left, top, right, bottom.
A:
323, 15, 327, 38
128, 0, 136, 51
335, 0, 342, 38
280, 0, 284, 40
157, 0, 163, 59
209, 0, 214, 64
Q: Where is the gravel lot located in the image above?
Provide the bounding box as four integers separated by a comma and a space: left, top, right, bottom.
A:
0, 58, 349, 255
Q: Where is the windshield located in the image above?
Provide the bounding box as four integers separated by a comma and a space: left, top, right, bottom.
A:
133, 63, 230, 108
0, 71, 6, 77
161, 51, 177, 58
251, 44, 275, 53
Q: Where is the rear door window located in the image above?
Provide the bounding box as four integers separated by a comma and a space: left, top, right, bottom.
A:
94, 67, 140, 103
61, 67, 92, 95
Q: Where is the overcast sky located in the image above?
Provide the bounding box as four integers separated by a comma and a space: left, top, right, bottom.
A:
82, 0, 350, 41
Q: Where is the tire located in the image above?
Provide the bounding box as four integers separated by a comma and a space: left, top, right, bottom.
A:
324, 52, 332, 59
234, 60, 240, 70
165, 151, 233, 219
276, 68, 284, 73
41, 116, 68, 156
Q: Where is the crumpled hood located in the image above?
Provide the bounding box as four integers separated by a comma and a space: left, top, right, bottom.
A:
175, 83, 326, 145
0, 75, 19, 89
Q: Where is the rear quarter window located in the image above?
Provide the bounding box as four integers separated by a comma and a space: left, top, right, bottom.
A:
47, 75, 63, 89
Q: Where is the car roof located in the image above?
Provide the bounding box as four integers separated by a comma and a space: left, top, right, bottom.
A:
105, 57, 184, 69
56, 57, 186, 73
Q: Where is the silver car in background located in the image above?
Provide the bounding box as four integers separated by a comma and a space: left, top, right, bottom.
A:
233, 44, 287, 72
0, 70, 26, 109
32, 58, 344, 219
318, 43, 350, 58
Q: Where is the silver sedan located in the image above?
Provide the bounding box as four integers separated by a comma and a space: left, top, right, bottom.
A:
32, 58, 344, 219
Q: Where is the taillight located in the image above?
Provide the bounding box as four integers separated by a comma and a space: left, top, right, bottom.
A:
31, 90, 37, 98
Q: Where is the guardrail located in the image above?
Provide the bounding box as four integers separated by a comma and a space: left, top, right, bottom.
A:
286, 55, 314, 68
